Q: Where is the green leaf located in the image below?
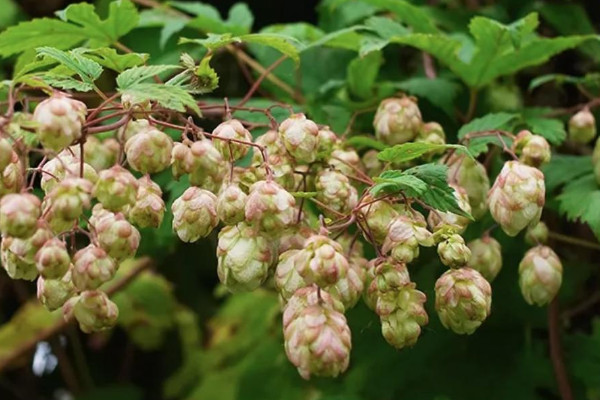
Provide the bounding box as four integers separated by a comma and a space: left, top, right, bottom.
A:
543, 155, 593, 193
523, 116, 566, 145
36, 47, 103, 85
458, 112, 517, 139
58, 0, 139, 43
0, 18, 87, 57
180, 32, 304, 63
404, 164, 473, 218
116, 65, 181, 89
120, 82, 201, 115
38, 74, 94, 92
81, 48, 148, 72
347, 50, 382, 99
371, 171, 428, 196
172, 1, 253, 36
345, 135, 387, 151
557, 174, 600, 240
378, 142, 472, 163
390, 77, 461, 116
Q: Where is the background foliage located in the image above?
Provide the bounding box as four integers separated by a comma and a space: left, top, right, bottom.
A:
1, 0, 600, 399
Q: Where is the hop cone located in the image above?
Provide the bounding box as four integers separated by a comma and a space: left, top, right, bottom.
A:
0, 222, 53, 280
0, 137, 12, 172
362, 149, 383, 177
512, 130, 551, 167
71, 245, 117, 290
427, 184, 472, 234
35, 238, 71, 279
171, 141, 193, 179
519, 245, 562, 306
488, 161, 545, 236
357, 195, 398, 244
0, 152, 23, 196
279, 113, 320, 164
569, 108, 596, 144
125, 125, 173, 174
0, 193, 41, 238
278, 223, 312, 254
33, 94, 86, 152
294, 234, 350, 287
379, 283, 428, 349
315, 170, 358, 219
435, 267, 491, 334
37, 269, 76, 311
364, 258, 410, 311
94, 165, 139, 212
63, 290, 118, 333
216, 183, 247, 225
382, 215, 434, 263
212, 119, 252, 161
47, 177, 93, 221
41, 150, 98, 193
171, 187, 218, 242
245, 180, 296, 233
316, 127, 340, 160
525, 221, 549, 246
437, 234, 471, 268
118, 119, 151, 142
467, 236, 502, 282
128, 176, 165, 228
93, 209, 140, 261
416, 122, 446, 160
373, 97, 422, 145
188, 139, 227, 191
447, 155, 490, 220
329, 148, 364, 177
216, 222, 276, 292
283, 286, 351, 379
83, 136, 119, 172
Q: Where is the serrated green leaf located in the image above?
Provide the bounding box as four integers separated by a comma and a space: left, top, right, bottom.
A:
81, 48, 148, 72
371, 171, 428, 196
36, 47, 103, 85
523, 116, 566, 145
120, 82, 200, 115
345, 135, 387, 151
403, 163, 473, 218
116, 65, 181, 89
458, 112, 517, 139
59, 0, 139, 43
378, 142, 472, 163
38, 74, 94, 92
0, 19, 86, 57
389, 77, 461, 116
557, 173, 600, 240
347, 51, 382, 99
543, 155, 593, 193
172, 1, 253, 36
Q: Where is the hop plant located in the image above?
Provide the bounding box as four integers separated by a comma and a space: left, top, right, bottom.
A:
378, 283, 428, 349
216, 222, 276, 292
518, 245, 562, 306
188, 139, 228, 191
512, 130, 551, 167
93, 209, 141, 261
283, 286, 351, 379
128, 176, 165, 228
373, 97, 423, 145
212, 119, 252, 161
329, 148, 364, 177
125, 124, 173, 174
33, 94, 86, 152
278, 223, 313, 254
364, 257, 411, 311
0, 222, 53, 280
416, 122, 446, 159
94, 165, 139, 211
171, 141, 194, 179
37, 269, 76, 311
35, 238, 71, 279
293, 234, 350, 287
315, 170, 358, 219
435, 267, 491, 334
71, 245, 117, 290
0, 193, 41, 238
244, 180, 296, 233
525, 221, 549, 246
569, 108, 596, 144
467, 236, 502, 281
47, 177, 93, 221
437, 234, 471, 268
382, 215, 434, 263
427, 184, 472, 234
362, 149, 383, 177
447, 155, 490, 220
488, 161, 545, 236
216, 183, 247, 225
279, 113, 320, 164
316, 127, 340, 159
63, 290, 118, 333
0, 137, 12, 172
171, 187, 218, 242
356, 195, 398, 244
118, 119, 151, 142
